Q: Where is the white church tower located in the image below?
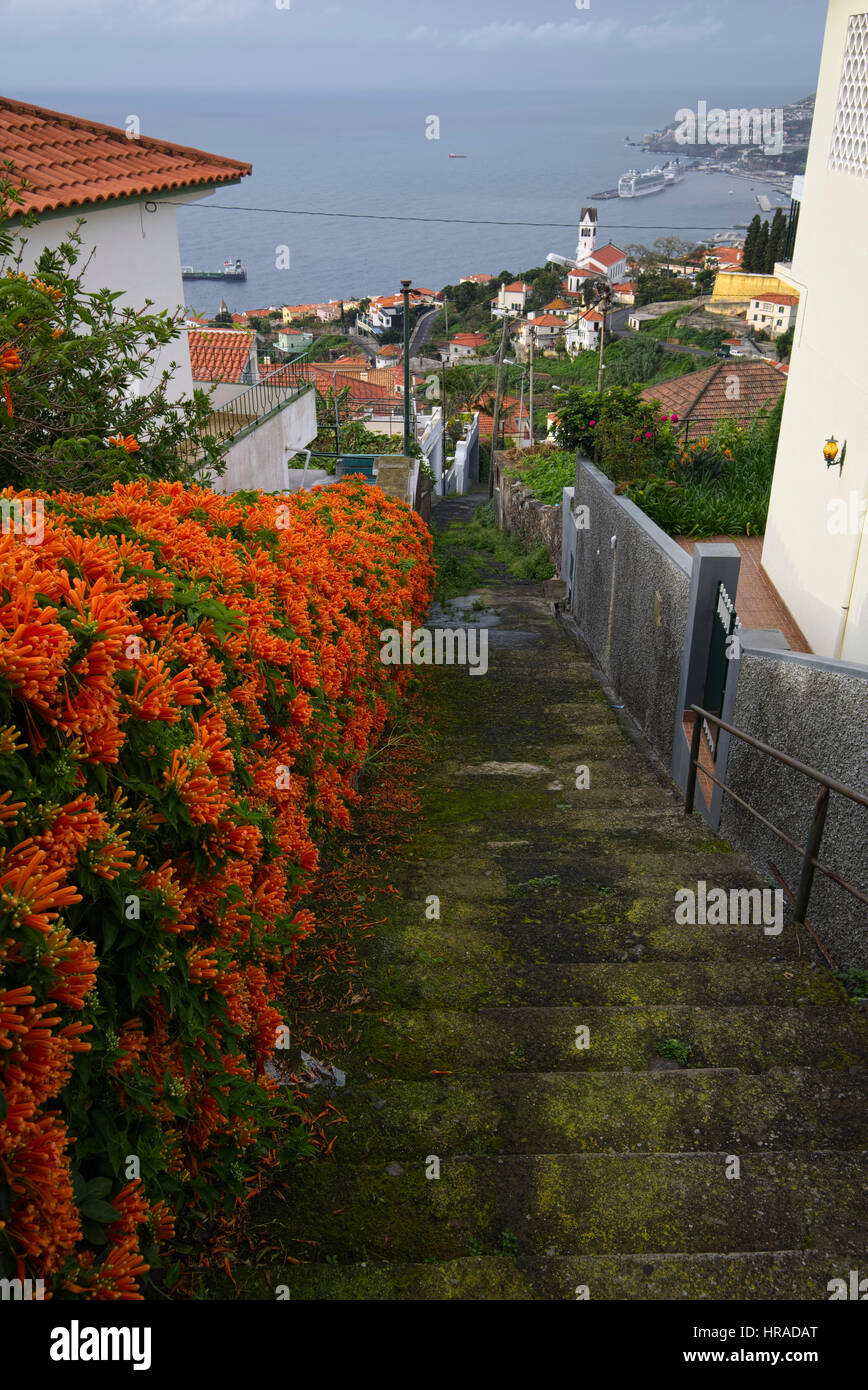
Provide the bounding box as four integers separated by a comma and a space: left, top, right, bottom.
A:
575, 206, 598, 266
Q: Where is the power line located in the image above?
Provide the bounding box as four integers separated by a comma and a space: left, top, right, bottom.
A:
158, 200, 748, 233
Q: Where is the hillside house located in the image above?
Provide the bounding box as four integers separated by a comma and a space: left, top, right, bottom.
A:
0, 94, 251, 400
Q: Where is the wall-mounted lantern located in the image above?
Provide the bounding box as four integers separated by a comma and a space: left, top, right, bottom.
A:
823, 436, 846, 475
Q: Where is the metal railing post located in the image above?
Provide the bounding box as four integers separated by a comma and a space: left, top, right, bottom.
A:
684, 714, 703, 816
793, 784, 830, 926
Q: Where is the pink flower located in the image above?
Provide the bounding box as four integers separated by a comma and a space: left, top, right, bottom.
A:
633, 435, 639, 442
589, 420, 596, 426
670, 414, 679, 423
644, 431, 653, 439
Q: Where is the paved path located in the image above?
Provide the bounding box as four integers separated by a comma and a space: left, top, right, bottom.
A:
214, 498, 867, 1299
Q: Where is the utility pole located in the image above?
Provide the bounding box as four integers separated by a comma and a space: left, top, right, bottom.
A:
401, 278, 412, 456
528, 337, 534, 448
488, 313, 511, 499
596, 285, 611, 394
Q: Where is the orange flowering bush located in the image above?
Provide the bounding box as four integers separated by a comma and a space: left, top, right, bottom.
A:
0, 477, 433, 1297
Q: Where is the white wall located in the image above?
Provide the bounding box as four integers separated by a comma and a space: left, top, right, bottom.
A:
762, 0, 868, 664
208, 388, 317, 494
13, 193, 202, 401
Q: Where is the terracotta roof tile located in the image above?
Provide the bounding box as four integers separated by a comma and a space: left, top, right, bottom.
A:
187, 328, 255, 384
587, 243, 626, 267
1, 95, 251, 216
640, 360, 785, 430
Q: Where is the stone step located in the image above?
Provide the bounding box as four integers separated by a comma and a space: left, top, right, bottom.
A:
296, 1004, 868, 1076
249, 1151, 867, 1262
356, 959, 844, 1010
365, 912, 807, 964
192, 1249, 862, 1301
329, 1069, 868, 1160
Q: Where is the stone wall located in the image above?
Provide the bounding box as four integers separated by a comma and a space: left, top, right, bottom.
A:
723, 649, 868, 968
570, 458, 693, 765
494, 452, 563, 568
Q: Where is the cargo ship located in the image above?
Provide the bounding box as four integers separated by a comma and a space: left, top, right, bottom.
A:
181, 258, 246, 281
618, 167, 667, 198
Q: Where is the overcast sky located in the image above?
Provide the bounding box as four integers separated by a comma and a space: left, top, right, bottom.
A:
1, 0, 827, 94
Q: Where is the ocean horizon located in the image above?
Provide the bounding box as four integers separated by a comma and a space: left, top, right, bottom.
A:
15, 86, 806, 313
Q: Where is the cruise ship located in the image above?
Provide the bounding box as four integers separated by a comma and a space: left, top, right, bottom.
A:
662, 159, 687, 184
618, 167, 667, 198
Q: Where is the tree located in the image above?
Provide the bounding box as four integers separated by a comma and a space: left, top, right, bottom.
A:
0, 176, 223, 493
694, 267, 716, 294
625, 243, 661, 275
755, 220, 770, 275
653, 235, 693, 267
775, 325, 794, 361
741, 215, 762, 272
767, 208, 788, 269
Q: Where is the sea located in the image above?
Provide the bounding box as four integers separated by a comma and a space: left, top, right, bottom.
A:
25, 87, 804, 317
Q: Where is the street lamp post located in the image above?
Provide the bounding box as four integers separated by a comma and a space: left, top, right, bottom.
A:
401, 279, 412, 456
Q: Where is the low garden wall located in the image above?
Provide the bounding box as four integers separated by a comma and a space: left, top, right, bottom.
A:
494, 452, 563, 569
724, 648, 868, 968
570, 456, 693, 765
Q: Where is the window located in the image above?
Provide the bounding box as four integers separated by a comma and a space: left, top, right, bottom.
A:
829, 12, 868, 176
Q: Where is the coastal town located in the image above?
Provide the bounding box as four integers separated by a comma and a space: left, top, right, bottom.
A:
184, 196, 799, 462
0, 0, 866, 1337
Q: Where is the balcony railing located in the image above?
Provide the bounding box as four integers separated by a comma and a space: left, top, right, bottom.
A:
205, 354, 313, 446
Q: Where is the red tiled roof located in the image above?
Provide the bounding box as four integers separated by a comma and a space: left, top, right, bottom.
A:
300, 364, 395, 405
532, 314, 564, 328
588, 243, 626, 267
376, 344, 403, 357
461, 272, 494, 283
502, 281, 530, 292
1, 95, 251, 217
452, 333, 487, 347
187, 328, 254, 383
752, 293, 800, 307
581, 309, 604, 323
640, 359, 785, 430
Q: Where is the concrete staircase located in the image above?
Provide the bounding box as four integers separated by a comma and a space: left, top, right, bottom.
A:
209, 511, 868, 1300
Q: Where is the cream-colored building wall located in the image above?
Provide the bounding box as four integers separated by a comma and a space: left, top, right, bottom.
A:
762, 0, 868, 664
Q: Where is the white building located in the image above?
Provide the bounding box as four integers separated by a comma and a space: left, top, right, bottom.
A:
762, 2, 868, 663
1, 94, 251, 401
748, 293, 800, 338
566, 308, 604, 354
491, 281, 531, 318
446, 332, 487, 363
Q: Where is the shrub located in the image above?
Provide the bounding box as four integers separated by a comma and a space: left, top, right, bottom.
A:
0, 477, 433, 1298
0, 176, 223, 494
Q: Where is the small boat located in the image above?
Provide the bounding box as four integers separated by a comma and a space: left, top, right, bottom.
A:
449, 153, 467, 159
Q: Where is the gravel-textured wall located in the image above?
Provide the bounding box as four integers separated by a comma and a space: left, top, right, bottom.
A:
724, 651, 868, 968
571, 458, 692, 765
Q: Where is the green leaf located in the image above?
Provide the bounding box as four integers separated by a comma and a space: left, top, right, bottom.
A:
80, 1197, 121, 1223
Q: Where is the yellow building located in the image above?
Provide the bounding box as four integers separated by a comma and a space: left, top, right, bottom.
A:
711, 270, 795, 306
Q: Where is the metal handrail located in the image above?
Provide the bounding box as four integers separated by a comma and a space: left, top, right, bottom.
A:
206, 354, 313, 445
684, 703, 868, 928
